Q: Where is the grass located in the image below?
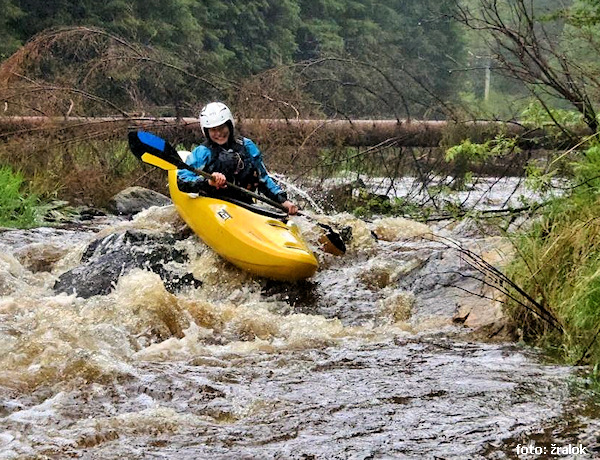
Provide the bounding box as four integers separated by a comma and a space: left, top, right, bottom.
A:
0, 166, 42, 228
505, 145, 600, 367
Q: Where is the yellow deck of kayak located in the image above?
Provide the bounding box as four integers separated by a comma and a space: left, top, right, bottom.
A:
167, 168, 318, 281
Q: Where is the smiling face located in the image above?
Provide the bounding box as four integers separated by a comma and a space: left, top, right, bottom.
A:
207, 123, 230, 145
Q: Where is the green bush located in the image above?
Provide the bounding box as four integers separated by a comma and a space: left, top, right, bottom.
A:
521, 101, 585, 129
444, 135, 521, 190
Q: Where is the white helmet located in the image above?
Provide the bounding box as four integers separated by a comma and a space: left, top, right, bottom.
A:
199, 102, 234, 130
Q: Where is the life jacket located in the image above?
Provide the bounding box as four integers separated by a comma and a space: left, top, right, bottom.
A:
204, 137, 259, 193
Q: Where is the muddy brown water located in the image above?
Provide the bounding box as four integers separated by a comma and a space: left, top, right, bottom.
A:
0, 206, 598, 459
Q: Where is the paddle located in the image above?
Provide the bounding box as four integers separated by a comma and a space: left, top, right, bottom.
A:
128, 130, 346, 254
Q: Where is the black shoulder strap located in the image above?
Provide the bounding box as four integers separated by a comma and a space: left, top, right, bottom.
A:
204, 137, 248, 172
234, 136, 247, 155
203, 140, 218, 172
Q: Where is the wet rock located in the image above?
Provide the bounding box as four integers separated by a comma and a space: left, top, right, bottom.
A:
53, 230, 201, 298
446, 217, 504, 239
36, 200, 105, 224
107, 186, 172, 216
77, 206, 107, 221
40, 200, 79, 223
388, 241, 515, 340
14, 244, 70, 273
453, 296, 516, 343
261, 279, 321, 314
1, 227, 95, 273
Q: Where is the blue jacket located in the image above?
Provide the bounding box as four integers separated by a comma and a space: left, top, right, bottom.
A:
177, 137, 287, 203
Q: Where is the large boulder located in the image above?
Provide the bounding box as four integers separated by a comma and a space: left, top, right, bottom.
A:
402, 239, 515, 341
107, 186, 172, 216
53, 230, 201, 298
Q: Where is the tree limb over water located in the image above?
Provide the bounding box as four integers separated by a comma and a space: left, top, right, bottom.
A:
0, 116, 585, 148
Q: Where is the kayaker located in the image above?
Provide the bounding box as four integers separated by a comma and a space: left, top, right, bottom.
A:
177, 102, 298, 215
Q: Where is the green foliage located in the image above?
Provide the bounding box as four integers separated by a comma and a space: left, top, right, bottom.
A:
297, 0, 463, 118
0, 166, 41, 228
457, 88, 531, 120
524, 162, 558, 193
445, 139, 489, 163
5, 0, 600, 122
10, 0, 203, 50
5, 0, 301, 76
520, 101, 585, 129
572, 144, 600, 191
445, 134, 520, 162
456, 0, 600, 131
351, 195, 427, 220
506, 142, 600, 367
444, 135, 520, 190
565, 0, 600, 27
191, 0, 301, 75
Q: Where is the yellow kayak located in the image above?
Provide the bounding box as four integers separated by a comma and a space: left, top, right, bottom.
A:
167, 169, 318, 281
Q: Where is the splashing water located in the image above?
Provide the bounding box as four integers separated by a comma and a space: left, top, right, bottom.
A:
0, 205, 598, 459
271, 173, 325, 213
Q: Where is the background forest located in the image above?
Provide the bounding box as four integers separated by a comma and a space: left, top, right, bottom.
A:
3, 0, 600, 125
0, 0, 463, 119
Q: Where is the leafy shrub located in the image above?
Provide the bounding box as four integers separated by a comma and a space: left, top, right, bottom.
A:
444, 135, 521, 190
521, 101, 585, 129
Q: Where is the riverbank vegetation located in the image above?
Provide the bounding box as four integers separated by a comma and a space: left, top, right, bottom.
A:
505, 142, 600, 368
0, 166, 41, 228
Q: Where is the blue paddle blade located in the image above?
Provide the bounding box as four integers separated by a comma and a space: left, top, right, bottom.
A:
128, 130, 187, 171
138, 131, 166, 153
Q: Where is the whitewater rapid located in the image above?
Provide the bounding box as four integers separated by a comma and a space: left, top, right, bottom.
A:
0, 205, 597, 459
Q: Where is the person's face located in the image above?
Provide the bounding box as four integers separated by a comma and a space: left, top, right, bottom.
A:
208, 123, 230, 145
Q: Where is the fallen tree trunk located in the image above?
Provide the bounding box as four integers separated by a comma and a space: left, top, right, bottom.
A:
0, 116, 560, 147
237, 118, 536, 148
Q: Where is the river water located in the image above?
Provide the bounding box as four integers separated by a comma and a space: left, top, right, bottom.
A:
0, 198, 598, 459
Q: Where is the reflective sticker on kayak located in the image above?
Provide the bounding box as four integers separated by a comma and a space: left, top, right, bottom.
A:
217, 209, 232, 221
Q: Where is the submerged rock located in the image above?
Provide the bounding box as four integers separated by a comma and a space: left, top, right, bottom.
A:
53, 230, 201, 298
